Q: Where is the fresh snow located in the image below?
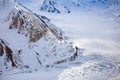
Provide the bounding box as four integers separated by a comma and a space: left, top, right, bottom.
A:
37, 10, 120, 56
1, 0, 120, 80
1, 68, 63, 80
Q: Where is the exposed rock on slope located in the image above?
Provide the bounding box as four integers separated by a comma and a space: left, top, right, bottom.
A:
40, 0, 120, 13
0, 39, 17, 67
40, 0, 76, 13
0, 0, 82, 73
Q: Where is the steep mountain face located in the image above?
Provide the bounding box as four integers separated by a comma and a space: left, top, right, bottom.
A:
40, 0, 76, 13
0, 0, 82, 74
40, 0, 120, 13
8, 6, 63, 42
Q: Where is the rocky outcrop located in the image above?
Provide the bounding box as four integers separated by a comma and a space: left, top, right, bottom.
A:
8, 6, 63, 42
40, 0, 120, 13
0, 39, 17, 67
40, 0, 60, 13
40, 0, 74, 13
0, 43, 4, 56
0, 0, 83, 73
5, 45, 16, 67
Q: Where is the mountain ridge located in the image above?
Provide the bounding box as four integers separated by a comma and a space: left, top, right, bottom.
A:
40, 0, 120, 13
0, 0, 82, 74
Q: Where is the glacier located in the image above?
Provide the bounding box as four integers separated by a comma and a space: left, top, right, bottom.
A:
0, 0, 120, 80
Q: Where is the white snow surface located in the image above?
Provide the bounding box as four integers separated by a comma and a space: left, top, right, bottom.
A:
39, 0, 120, 13
37, 9, 120, 56
0, 0, 77, 71
1, 0, 120, 80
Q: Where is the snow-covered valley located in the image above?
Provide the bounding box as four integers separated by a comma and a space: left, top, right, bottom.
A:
40, 10, 120, 56
1, 0, 120, 80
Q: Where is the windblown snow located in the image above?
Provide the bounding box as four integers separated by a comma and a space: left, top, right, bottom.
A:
0, 0, 120, 80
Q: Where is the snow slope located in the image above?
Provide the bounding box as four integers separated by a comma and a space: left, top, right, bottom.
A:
58, 60, 120, 80
0, 0, 81, 75
39, 0, 120, 13
37, 9, 120, 56
1, 0, 120, 80
16, 0, 120, 14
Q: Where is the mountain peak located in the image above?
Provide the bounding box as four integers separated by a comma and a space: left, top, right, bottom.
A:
0, 0, 79, 72
40, 0, 120, 13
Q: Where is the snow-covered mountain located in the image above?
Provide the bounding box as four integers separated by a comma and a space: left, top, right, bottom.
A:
40, 0, 120, 13
0, 0, 82, 74
1, 0, 120, 80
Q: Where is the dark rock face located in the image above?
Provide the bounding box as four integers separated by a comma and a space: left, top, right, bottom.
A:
40, 0, 60, 13
5, 45, 16, 67
0, 0, 84, 73
40, 0, 120, 13
8, 7, 63, 42
0, 43, 4, 56
0, 39, 17, 67
40, 0, 74, 13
